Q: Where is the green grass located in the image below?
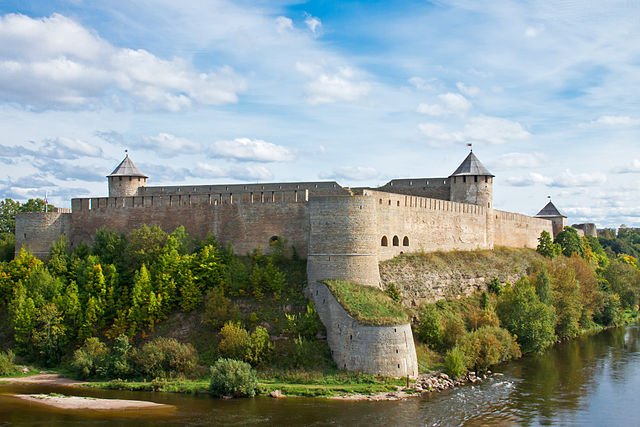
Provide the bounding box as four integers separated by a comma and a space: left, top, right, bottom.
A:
323, 280, 409, 326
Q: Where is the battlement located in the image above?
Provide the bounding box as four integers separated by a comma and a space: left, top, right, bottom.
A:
137, 181, 348, 196
376, 177, 451, 200
366, 189, 485, 216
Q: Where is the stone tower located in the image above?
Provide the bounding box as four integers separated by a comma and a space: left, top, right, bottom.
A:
449, 151, 494, 208
107, 153, 148, 197
535, 200, 566, 237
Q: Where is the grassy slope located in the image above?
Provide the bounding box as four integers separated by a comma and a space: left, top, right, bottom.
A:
323, 280, 409, 326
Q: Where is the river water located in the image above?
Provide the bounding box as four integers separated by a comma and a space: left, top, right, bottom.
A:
1, 325, 639, 426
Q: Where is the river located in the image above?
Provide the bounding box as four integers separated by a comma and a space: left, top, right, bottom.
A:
1, 325, 639, 426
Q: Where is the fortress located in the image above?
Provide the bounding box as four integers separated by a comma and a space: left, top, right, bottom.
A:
16, 150, 562, 377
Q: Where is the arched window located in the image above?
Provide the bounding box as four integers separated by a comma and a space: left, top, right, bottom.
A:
403, 236, 409, 246
381, 236, 388, 247
392, 236, 399, 246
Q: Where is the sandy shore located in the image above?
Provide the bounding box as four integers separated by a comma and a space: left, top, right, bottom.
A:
0, 373, 85, 386
13, 393, 174, 410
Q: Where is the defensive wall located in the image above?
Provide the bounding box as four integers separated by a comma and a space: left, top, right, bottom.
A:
15, 210, 72, 259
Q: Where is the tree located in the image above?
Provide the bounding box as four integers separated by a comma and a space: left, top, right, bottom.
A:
0, 198, 21, 234
555, 227, 585, 258
496, 277, 556, 353
31, 302, 66, 366
537, 231, 561, 259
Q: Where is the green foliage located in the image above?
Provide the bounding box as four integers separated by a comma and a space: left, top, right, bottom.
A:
534, 270, 551, 304
0, 232, 15, 262
385, 283, 402, 303
0, 198, 54, 234
594, 293, 623, 326
201, 287, 240, 329
72, 337, 109, 379
496, 277, 557, 354
602, 259, 640, 309
440, 311, 467, 351
487, 277, 502, 295
417, 304, 442, 349
443, 347, 467, 379
108, 334, 132, 378
218, 321, 251, 361
537, 231, 561, 259
245, 326, 273, 366
555, 227, 585, 258
0, 349, 17, 376
457, 326, 521, 373
548, 259, 583, 340
323, 280, 409, 326
284, 302, 323, 339
209, 358, 258, 398
133, 337, 198, 379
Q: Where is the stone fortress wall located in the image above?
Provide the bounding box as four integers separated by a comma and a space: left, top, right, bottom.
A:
14, 151, 558, 377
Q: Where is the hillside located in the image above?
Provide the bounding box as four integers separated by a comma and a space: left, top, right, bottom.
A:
380, 247, 544, 307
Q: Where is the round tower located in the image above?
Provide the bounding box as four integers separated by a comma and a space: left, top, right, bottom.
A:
107, 152, 148, 197
449, 150, 494, 208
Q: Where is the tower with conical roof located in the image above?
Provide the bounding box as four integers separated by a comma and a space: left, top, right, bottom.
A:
449, 150, 494, 208
107, 152, 148, 197
535, 199, 566, 237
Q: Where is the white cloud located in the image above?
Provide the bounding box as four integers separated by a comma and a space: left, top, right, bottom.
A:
209, 138, 294, 162
228, 165, 273, 181
505, 170, 606, 188
275, 16, 293, 33
138, 133, 201, 157
417, 92, 471, 116
0, 13, 246, 110
590, 115, 640, 126
524, 25, 544, 38
463, 116, 530, 144
456, 82, 479, 97
297, 63, 370, 104
613, 159, 640, 174
496, 152, 544, 169
409, 77, 435, 91
304, 13, 322, 34
320, 166, 379, 181
418, 123, 465, 145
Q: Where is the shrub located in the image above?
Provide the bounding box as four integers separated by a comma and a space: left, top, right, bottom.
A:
108, 334, 131, 378
440, 311, 466, 351
134, 337, 198, 379
497, 278, 556, 354
385, 283, 402, 303
487, 277, 502, 295
458, 327, 521, 373
417, 304, 442, 349
245, 326, 273, 366
202, 287, 240, 329
444, 347, 467, 379
72, 337, 109, 379
0, 350, 16, 376
209, 358, 258, 398
594, 293, 623, 326
218, 321, 251, 360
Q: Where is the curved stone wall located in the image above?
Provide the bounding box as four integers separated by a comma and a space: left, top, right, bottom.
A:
15, 212, 71, 258
311, 282, 418, 377
450, 176, 493, 208
108, 176, 146, 197
307, 195, 381, 288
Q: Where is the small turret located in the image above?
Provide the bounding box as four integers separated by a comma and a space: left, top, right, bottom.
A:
535, 199, 566, 237
449, 150, 494, 208
107, 152, 148, 197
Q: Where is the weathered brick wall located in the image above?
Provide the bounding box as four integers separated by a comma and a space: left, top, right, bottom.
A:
310, 282, 418, 377
369, 190, 490, 261
15, 212, 72, 258
492, 209, 553, 249
69, 193, 309, 257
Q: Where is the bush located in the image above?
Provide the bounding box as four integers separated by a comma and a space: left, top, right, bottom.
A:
497, 278, 556, 354
201, 287, 240, 329
444, 347, 467, 379
245, 326, 273, 366
209, 358, 258, 398
218, 321, 251, 360
134, 337, 198, 379
487, 277, 502, 295
72, 337, 109, 379
440, 311, 466, 351
458, 327, 521, 373
0, 350, 16, 376
417, 305, 442, 349
108, 334, 132, 378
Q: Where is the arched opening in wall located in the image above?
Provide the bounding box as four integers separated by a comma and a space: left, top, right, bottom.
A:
403, 236, 409, 246
393, 236, 399, 246
381, 236, 388, 246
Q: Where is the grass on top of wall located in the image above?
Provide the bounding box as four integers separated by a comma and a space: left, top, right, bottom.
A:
323, 280, 409, 326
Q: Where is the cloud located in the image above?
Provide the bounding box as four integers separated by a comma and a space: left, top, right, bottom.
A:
0, 137, 102, 162
589, 115, 640, 126
495, 152, 545, 169
275, 16, 293, 33
409, 77, 435, 91
320, 166, 378, 181
297, 63, 370, 104
0, 174, 54, 189
0, 13, 246, 110
417, 92, 471, 116
193, 162, 273, 181
613, 159, 640, 174
137, 133, 201, 157
34, 159, 105, 182
505, 170, 607, 188
209, 138, 294, 162
463, 116, 530, 145
524, 25, 544, 38
304, 13, 322, 34
456, 82, 479, 97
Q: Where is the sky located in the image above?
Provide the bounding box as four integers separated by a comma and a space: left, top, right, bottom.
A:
0, 0, 638, 228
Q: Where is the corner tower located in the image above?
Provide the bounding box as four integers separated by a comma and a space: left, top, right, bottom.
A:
535, 200, 566, 237
449, 150, 494, 208
107, 153, 148, 197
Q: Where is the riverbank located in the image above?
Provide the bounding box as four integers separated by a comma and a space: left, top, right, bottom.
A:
13, 393, 175, 411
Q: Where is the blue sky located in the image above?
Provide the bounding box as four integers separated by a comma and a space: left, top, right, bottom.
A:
0, 0, 638, 228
